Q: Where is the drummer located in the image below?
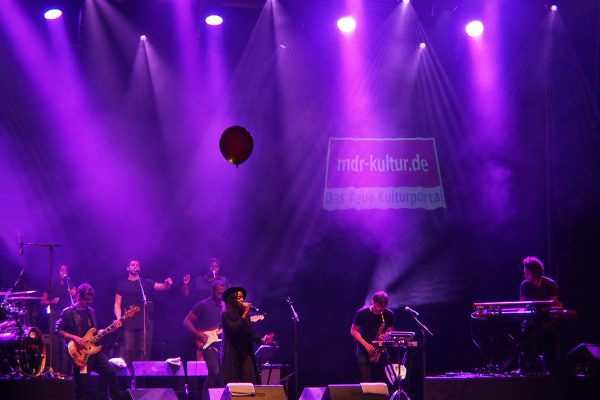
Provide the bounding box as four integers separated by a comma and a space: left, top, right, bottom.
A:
40, 263, 76, 375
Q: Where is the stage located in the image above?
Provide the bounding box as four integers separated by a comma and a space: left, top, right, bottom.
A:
424, 373, 600, 400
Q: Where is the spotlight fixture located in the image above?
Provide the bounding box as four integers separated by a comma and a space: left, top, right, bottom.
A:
140, 35, 148, 41
419, 42, 426, 49
465, 20, 484, 38
43, 8, 63, 20
337, 16, 357, 33
205, 15, 224, 26
550, 5, 558, 12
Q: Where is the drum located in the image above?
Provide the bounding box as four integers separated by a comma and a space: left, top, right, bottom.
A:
0, 326, 46, 376
0, 304, 7, 322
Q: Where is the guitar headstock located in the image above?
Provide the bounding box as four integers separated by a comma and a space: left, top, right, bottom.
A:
250, 314, 265, 322
123, 305, 141, 319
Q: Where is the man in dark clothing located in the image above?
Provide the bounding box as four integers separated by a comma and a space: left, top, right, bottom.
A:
114, 259, 173, 364
350, 291, 394, 383
520, 257, 559, 302
55, 283, 121, 400
220, 286, 273, 385
182, 257, 230, 301
519, 256, 560, 374
41, 263, 76, 375
183, 280, 227, 400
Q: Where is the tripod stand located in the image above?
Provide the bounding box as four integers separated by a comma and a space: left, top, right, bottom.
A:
285, 297, 300, 400
21, 239, 62, 376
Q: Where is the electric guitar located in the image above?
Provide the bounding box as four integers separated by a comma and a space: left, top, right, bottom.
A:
195, 314, 265, 350
68, 305, 140, 367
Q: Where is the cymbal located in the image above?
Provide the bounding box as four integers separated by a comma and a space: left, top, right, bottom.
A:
5, 296, 43, 301
0, 290, 37, 296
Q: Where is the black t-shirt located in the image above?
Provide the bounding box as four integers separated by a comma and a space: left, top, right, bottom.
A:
77, 309, 94, 334
520, 276, 559, 301
116, 278, 155, 329
47, 278, 74, 312
191, 297, 223, 330
353, 306, 394, 349
189, 275, 230, 302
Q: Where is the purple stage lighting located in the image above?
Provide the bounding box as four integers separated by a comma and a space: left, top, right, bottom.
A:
140, 35, 148, 41
465, 20, 484, 38
337, 16, 357, 33
205, 15, 224, 26
419, 42, 426, 50
550, 5, 558, 12
43, 9, 63, 20
402, 0, 410, 4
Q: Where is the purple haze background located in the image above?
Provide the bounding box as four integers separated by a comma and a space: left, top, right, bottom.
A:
1, 0, 599, 396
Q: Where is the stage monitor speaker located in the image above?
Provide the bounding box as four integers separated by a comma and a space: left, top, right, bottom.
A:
209, 388, 226, 400
566, 343, 600, 375
324, 384, 389, 400
300, 387, 327, 400
133, 361, 184, 390
90, 367, 132, 391
221, 384, 287, 400
187, 361, 208, 392
128, 388, 178, 400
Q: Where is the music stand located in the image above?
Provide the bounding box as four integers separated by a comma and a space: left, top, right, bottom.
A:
255, 345, 279, 366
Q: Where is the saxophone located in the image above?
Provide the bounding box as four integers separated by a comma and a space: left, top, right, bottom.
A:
369, 312, 386, 363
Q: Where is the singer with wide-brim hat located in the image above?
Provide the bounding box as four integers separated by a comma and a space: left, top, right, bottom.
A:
219, 286, 274, 385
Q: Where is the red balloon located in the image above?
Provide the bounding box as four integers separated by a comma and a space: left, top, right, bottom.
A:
219, 126, 254, 167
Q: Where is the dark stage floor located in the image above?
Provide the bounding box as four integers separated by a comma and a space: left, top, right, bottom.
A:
424, 373, 600, 400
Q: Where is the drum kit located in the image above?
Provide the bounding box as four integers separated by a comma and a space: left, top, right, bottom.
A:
0, 290, 46, 377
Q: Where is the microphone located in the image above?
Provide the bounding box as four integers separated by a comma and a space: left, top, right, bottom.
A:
404, 306, 419, 317
18, 235, 24, 255
250, 305, 260, 312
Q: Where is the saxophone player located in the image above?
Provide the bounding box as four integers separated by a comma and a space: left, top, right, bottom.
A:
350, 291, 395, 382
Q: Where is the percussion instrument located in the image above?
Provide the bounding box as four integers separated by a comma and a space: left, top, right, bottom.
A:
0, 325, 46, 376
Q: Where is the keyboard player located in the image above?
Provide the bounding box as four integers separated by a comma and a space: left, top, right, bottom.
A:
519, 256, 560, 374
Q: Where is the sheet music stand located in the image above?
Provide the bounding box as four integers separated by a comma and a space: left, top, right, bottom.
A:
255, 345, 279, 366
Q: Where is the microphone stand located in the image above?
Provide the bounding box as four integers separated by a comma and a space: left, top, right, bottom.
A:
137, 272, 148, 360
409, 314, 433, 400
65, 276, 75, 306
286, 297, 299, 400
23, 240, 62, 376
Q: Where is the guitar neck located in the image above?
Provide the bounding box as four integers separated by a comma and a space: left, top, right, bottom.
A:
90, 315, 128, 344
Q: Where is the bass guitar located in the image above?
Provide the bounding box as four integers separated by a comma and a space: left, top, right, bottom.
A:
195, 314, 265, 350
68, 305, 140, 367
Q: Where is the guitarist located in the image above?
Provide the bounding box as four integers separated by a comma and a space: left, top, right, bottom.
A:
55, 283, 122, 400
350, 291, 394, 383
183, 280, 227, 400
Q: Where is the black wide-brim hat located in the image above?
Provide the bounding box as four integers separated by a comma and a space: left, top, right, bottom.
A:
222, 286, 247, 301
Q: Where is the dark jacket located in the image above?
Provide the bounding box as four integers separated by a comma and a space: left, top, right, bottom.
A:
220, 311, 262, 385
55, 305, 98, 345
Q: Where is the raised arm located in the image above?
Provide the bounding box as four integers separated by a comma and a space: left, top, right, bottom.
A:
181, 274, 191, 298
154, 277, 173, 291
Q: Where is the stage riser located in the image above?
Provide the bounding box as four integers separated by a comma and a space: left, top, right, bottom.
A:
0, 378, 74, 400
425, 376, 600, 400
